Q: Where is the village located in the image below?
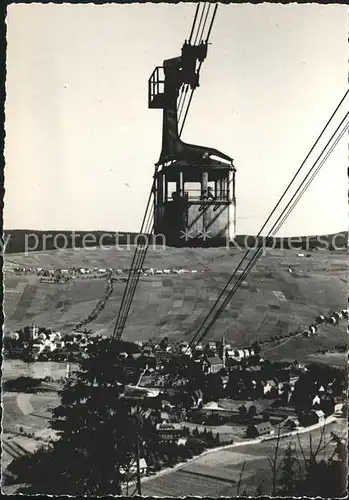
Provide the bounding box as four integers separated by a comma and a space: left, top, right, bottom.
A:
4, 322, 347, 471
8, 263, 201, 283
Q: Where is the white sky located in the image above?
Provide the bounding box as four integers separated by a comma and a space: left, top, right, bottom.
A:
4, 2, 348, 236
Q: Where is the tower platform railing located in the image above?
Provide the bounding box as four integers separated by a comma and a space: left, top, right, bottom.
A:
164, 189, 230, 202
148, 66, 165, 109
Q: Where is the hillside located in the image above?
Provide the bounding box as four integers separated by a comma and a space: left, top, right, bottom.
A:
4, 246, 347, 364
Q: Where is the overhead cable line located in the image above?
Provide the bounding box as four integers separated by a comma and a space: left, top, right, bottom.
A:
188, 3, 200, 44
274, 123, 349, 235
177, 2, 205, 115
192, 113, 349, 348
192, 110, 349, 348
199, 3, 211, 42
178, 3, 215, 131
160, 91, 348, 390
193, 2, 207, 45
112, 176, 157, 339
113, 197, 155, 338
186, 89, 349, 347
179, 4, 218, 136
113, 200, 155, 338
177, 85, 190, 126
178, 3, 209, 127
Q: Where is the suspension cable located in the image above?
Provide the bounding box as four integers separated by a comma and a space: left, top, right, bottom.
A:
186, 89, 349, 345
273, 121, 349, 240
193, 115, 349, 348
188, 3, 200, 44
178, 3, 209, 127
193, 111, 349, 347
114, 200, 155, 338
113, 196, 155, 337
179, 4, 218, 136
193, 3, 206, 46
205, 2, 218, 41
114, 241, 152, 339
161, 105, 348, 391
198, 3, 211, 43
177, 85, 189, 126
112, 171, 157, 339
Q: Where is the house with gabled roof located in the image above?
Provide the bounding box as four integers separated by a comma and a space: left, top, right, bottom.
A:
246, 421, 274, 438
203, 356, 224, 374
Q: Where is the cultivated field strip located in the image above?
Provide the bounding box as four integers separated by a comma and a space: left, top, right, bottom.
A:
2, 440, 30, 461
8, 283, 38, 323
141, 469, 236, 497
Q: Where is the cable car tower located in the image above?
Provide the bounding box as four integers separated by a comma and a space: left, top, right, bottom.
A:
148, 6, 236, 247
113, 4, 235, 341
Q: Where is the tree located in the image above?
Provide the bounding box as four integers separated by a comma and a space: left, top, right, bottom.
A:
205, 373, 224, 400
159, 336, 169, 351
299, 458, 345, 497
225, 373, 239, 398
262, 411, 270, 422
293, 428, 347, 498
192, 426, 200, 438
251, 341, 261, 354
6, 339, 147, 496
248, 405, 257, 418
277, 443, 297, 496
320, 398, 335, 417
238, 405, 247, 417
206, 429, 214, 443
249, 354, 261, 366
267, 426, 282, 496
251, 430, 347, 497
330, 431, 347, 464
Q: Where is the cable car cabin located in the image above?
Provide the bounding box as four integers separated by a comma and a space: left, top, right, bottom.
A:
154, 159, 236, 247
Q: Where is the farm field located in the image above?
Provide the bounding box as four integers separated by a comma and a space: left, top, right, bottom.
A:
2, 359, 78, 382
4, 246, 348, 363
1, 359, 71, 493
2, 390, 61, 486
2, 391, 60, 435
141, 418, 347, 497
